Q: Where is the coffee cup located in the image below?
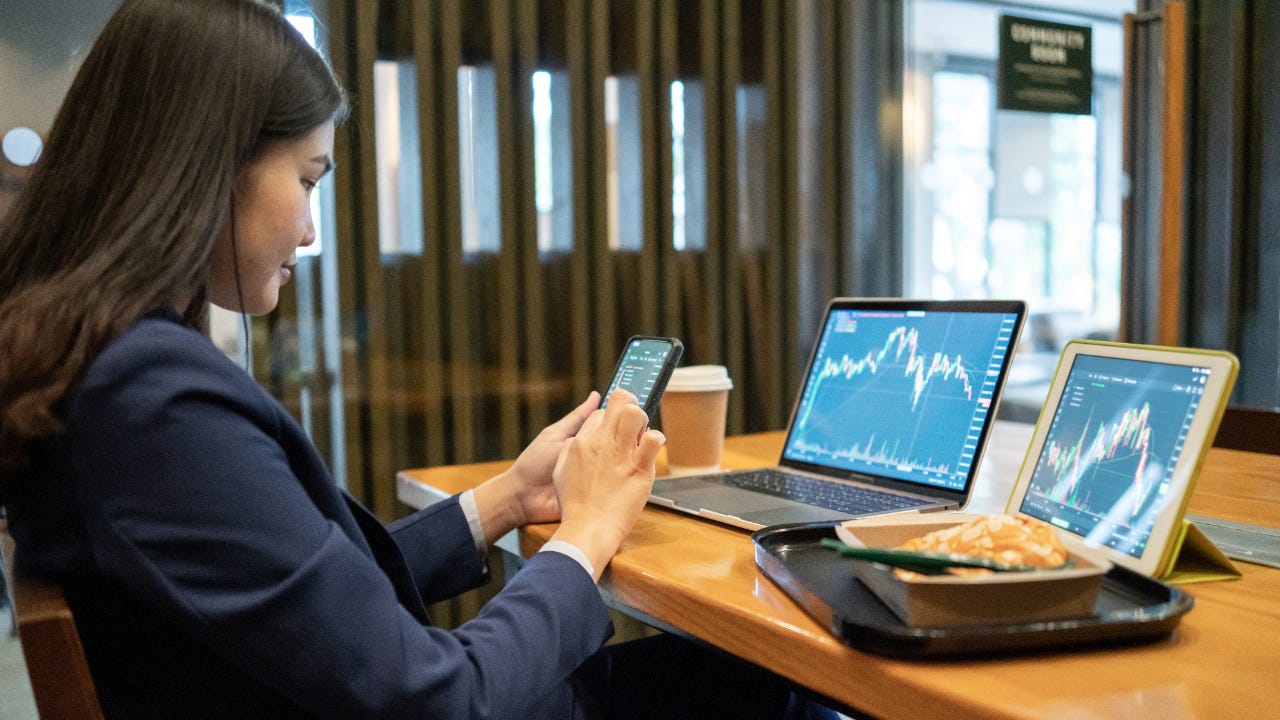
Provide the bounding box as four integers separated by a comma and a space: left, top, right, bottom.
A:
659, 365, 733, 476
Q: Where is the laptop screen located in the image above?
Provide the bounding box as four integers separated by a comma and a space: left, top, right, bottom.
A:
781, 303, 1023, 492
1015, 354, 1210, 559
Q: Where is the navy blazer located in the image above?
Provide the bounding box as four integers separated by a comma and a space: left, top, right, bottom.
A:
7, 309, 611, 718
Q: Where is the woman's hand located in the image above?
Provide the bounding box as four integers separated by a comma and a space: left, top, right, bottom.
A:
472, 392, 601, 545
548, 389, 666, 580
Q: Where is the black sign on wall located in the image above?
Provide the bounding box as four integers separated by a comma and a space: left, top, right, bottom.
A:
998, 15, 1093, 115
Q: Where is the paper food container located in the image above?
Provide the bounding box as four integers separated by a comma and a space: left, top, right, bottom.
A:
835, 514, 1112, 628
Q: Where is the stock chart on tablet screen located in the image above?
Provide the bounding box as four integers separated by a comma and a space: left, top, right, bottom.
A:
1017, 355, 1208, 558
781, 308, 1020, 491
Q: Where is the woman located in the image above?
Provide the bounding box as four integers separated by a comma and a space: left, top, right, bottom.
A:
0, 1, 817, 718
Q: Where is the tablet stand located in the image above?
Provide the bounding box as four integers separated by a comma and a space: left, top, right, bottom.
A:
1161, 519, 1242, 584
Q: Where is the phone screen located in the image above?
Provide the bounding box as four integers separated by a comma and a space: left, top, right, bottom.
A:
601, 336, 683, 416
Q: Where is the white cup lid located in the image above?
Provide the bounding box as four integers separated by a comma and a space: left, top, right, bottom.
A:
666, 364, 733, 392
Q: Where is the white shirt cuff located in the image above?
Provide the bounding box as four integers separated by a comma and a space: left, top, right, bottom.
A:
458, 490, 488, 560
539, 540, 597, 582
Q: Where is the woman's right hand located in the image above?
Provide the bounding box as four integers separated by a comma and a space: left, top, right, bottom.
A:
548, 389, 665, 580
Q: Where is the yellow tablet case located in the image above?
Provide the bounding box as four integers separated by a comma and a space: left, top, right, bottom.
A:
1160, 518, 1242, 584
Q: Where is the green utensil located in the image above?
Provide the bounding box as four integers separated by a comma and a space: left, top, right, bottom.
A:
819, 538, 1062, 574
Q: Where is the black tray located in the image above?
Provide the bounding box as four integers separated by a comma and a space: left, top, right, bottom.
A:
753, 522, 1195, 659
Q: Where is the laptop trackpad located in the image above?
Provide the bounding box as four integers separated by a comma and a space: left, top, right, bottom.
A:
653, 477, 793, 513
741, 505, 851, 527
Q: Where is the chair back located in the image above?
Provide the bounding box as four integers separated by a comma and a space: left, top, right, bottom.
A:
1213, 406, 1280, 455
0, 523, 105, 720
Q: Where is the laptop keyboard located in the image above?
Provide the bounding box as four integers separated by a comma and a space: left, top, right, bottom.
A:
723, 469, 934, 515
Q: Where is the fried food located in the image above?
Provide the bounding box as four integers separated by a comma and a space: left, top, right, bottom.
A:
898, 514, 1069, 569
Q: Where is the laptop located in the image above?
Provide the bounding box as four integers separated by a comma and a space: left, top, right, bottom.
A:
648, 298, 1027, 530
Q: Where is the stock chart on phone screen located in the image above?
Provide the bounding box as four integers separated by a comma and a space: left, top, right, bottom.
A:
603, 338, 672, 409
781, 309, 1020, 490
1017, 355, 1208, 557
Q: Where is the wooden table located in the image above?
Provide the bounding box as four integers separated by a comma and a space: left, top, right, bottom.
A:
397, 421, 1280, 719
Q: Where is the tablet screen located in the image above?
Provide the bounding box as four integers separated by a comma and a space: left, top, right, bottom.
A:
1016, 354, 1212, 559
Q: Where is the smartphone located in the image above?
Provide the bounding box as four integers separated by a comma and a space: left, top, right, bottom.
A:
600, 336, 684, 417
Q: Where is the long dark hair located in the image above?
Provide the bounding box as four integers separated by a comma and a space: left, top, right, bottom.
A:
0, 0, 347, 481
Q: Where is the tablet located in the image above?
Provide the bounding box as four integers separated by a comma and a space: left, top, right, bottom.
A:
1004, 340, 1238, 577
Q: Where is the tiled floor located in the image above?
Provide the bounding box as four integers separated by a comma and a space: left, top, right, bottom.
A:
0, 606, 37, 720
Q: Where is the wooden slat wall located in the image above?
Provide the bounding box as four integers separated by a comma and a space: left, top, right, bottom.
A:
438, 2, 474, 467
316, 0, 903, 516
409, 0, 448, 470
588, 0, 616, 391
761, 0, 793, 432
512, 1, 548, 436
1120, 5, 1186, 348
697, 0, 729, 427
718, 0, 747, 435
326, 0, 375, 507
635, 0, 660, 335
1157, 2, 1186, 348
491, 0, 528, 459
566, 0, 596, 404
659, 0, 682, 339
356, 0, 396, 517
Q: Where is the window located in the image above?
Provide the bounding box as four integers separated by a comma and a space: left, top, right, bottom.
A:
905, 0, 1133, 417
